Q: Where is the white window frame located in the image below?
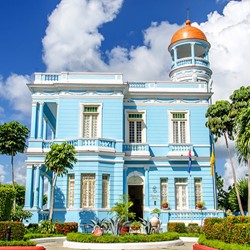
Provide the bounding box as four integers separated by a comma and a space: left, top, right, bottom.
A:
102, 174, 110, 208
81, 173, 96, 208
160, 178, 168, 204
194, 178, 202, 205
67, 174, 75, 208
80, 103, 102, 138
175, 178, 188, 210
125, 110, 146, 143
169, 111, 190, 144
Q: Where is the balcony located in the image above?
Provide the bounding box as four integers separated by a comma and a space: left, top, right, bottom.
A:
27, 138, 116, 153
123, 143, 150, 156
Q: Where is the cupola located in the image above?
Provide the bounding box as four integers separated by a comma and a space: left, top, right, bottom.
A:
168, 20, 212, 84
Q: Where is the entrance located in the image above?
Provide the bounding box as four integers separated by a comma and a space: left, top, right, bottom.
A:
128, 185, 143, 220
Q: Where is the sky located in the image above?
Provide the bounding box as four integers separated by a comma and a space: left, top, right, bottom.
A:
0, 0, 249, 189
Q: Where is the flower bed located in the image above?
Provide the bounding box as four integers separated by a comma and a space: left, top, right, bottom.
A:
193, 244, 217, 250
0, 247, 45, 250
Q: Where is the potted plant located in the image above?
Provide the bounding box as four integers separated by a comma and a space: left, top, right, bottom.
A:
150, 208, 161, 228
130, 221, 141, 230
109, 194, 135, 234
196, 201, 205, 209
161, 201, 169, 209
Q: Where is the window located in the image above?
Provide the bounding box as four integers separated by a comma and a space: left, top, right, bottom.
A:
81, 174, 95, 208
160, 178, 168, 204
127, 112, 145, 143
67, 174, 75, 208
170, 112, 189, 144
175, 178, 188, 210
194, 178, 202, 205
102, 174, 110, 208
83, 105, 99, 138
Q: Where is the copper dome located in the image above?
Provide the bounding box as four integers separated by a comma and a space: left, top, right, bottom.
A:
170, 20, 207, 45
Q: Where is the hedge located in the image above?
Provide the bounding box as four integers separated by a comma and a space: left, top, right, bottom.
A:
0, 186, 15, 221
167, 222, 187, 233
0, 222, 25, 241
66, 232, 179, 243
55, 222, 78, 235
0, 240, 36, 246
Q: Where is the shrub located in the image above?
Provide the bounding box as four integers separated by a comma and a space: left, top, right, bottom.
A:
0, 186, 15, 221
39, 220, 56, 234
24, 233, 64, 240
167, 222, 187, 233
26, 223, 39, 234
187, 223, 202, 234
66, 232, 179, 243
203, 218, 224, 240
0, 240, 36, 246
0, 221, 26, 241
55, 222, 78, 235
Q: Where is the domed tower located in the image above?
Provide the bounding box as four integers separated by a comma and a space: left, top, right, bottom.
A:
168, 20, 212, 84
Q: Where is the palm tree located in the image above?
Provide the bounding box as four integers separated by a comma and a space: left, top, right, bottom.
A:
235, 108, 250, 214
0, 121, 29, 211
45, 142, 77, 221
205, 100, 244, 215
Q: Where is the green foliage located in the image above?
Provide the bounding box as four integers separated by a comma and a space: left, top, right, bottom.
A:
109, 194, 135, 221
39, 220, 56, 234
203, 216, 250, 245
66, 232, 179, 243
0, 185, 16, 221
55, 222, 78, 235
167, 222, 187, 233
0, 221, 26, 241
45, 142, 77, 220
0, 121, 29, 157
205, 100, 234, 141
0, 240, 36, 246
198, 234, 250, 250
228, 179, 248, 212
216, 173, 230, 210
45, 142, 77, 177
187, 223, 202, 234
24, 233, 64, 240
10, 205, 32, 222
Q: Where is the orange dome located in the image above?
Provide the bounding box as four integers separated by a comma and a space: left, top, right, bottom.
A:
170, 20, 207, 45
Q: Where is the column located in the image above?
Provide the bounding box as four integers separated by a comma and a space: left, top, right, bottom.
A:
47, 179, 52, 210
191, 43, 195, 64
43, 118, 47, 140
33, 165, 41, 209
144, 167, 149, 207
173, 47, 177, 67
38, 102, 44, 139
24, 165, 34, 208
123, 167, 128, 194
39, 175, 44, 209
30, 102, 37, 138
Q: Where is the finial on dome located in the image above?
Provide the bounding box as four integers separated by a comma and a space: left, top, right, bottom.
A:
186, 20, 191, 26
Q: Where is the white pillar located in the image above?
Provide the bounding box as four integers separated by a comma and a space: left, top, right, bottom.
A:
38, 102, 44, 139
30, 102, 37, 138
33, 165, 41, 208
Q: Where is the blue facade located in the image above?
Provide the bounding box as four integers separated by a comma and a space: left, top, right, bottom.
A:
24, 21, 224, 231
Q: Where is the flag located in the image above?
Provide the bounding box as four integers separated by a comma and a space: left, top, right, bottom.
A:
188, 149, 192, 174
210, 150, 215, 176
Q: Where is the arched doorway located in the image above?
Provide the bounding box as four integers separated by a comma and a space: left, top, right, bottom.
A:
128, 174, 144, 220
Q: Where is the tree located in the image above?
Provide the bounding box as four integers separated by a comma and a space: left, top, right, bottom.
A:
230, 86, 250, 214
216, 173, 229, 211
45, 142, 77, 221
228, 178, 248, 213
205, 100, 244, 215
0, 121, 29, 211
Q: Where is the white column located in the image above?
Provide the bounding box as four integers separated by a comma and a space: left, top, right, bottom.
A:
144, 167, 149, 207
30, 102, 37, 138
24, 165, 34, 208
191, 43, 195, 64
38, 102, 44, 139
43, 118, 47, 140
39, 175, 44, 209
33, 165, 41, 209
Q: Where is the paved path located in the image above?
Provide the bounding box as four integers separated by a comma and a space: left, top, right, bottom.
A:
39, 240, 195, 250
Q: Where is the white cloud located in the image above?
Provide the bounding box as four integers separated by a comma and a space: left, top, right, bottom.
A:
14, 155, 27, 186
42, 0, 123, 72
0, 164, 6, 183
0, 74, 32, 119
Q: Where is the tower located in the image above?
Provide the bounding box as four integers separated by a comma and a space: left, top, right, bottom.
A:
168, 20, 212, 84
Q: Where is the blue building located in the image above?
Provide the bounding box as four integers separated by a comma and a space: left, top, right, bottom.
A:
24, 20, 224, 230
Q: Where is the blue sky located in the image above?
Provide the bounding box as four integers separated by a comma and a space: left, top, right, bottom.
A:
0, 0, 249, 188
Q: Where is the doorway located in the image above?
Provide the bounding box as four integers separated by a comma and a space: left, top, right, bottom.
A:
128, 185, 143, 220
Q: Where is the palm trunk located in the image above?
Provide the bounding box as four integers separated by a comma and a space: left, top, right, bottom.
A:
11, 154, 16, 213
49, 174, 57, 221
224, 133, 244, 215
